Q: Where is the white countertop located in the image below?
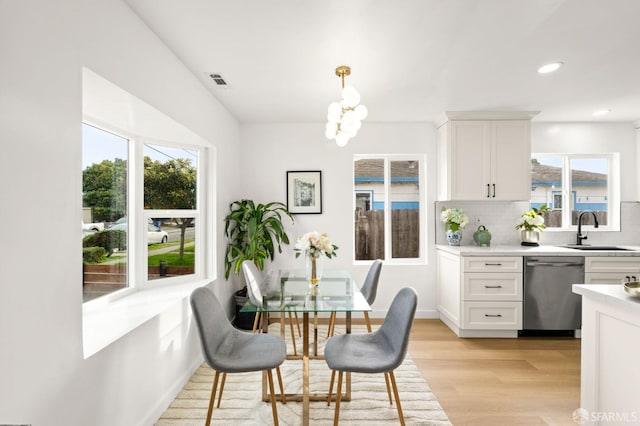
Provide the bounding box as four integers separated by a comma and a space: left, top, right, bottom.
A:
573, 284, 640, 312
436, 244, 640, 257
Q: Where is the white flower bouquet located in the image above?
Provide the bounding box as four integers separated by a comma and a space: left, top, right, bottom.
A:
440, 207, 469, 232
294, 231, 339, 259
515, 205, 550, 231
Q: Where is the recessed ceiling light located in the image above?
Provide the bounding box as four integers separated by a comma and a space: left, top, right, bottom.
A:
538, 62, 564, 74
592, 109, 611, 116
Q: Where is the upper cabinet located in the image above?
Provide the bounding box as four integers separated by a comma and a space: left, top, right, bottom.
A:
437, 111, 539, 201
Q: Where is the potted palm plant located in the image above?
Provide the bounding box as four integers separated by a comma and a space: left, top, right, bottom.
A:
224, 199, 294, 328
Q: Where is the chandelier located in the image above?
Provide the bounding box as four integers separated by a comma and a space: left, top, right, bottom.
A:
325, 65, 368, 147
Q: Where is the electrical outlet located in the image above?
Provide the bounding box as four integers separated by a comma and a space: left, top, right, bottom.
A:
475, 216, 481, 225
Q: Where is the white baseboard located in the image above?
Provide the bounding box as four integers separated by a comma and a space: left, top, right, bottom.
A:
138, 354, 204, 426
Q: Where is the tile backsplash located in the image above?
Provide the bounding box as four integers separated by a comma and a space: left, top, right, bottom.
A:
435, 201, 640, 247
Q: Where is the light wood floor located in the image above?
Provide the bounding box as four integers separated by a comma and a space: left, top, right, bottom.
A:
408, 319, 581, 426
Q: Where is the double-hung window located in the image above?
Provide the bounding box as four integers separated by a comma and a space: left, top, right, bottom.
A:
82, 124, 206, 302
530, 153, 619, 230
353, 155, 425, 262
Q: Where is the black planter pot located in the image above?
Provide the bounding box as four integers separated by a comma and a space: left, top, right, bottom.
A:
233, 288, 256, 330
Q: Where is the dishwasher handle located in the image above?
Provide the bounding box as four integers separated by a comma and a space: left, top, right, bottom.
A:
526, 261, 584, 267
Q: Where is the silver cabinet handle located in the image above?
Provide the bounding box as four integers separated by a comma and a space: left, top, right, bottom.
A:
486, 183, 490, 198
484, 285, 503, 288
484, 263, 503, 266
492, 183, 496, 198
484, 314, 503, 317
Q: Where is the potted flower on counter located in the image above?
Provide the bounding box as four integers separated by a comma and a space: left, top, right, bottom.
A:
515, 205, 550, 246
440, 207, 469, 246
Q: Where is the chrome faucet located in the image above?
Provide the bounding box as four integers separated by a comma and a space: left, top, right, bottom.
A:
576, 211, 599, 245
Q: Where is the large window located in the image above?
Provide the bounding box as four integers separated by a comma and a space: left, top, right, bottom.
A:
530, 154, 619, 230
82, 124, 204, 302
354, 156, 425, 262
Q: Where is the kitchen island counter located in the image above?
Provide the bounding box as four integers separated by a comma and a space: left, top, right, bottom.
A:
572, 284, 640, 422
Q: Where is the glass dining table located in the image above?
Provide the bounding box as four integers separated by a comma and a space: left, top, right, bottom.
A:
240, 268, 371, 426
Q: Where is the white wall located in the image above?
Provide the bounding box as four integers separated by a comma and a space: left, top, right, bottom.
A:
239, 122, 440, 319
0, 1, 240, 425
532, 122, 636, 200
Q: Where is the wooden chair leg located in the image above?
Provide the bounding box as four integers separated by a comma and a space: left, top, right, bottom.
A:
294, 311, 301, 337
288, 312, 298, 356
260, 310, 267, 332
216, 372, 227, 408
383, 372, 393, 405
333, 371, 343, 426
251, 311, 261, 333
388, 371, 406, 426
327, 311, 336, 337
364, 311, 372, 333
267, 369, 279, 426
276, 366, 286, 404
327, 370, 336, 406
206, 371, 220, 426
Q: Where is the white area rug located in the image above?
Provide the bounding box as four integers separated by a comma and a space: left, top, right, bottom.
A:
157, 324, 451, 425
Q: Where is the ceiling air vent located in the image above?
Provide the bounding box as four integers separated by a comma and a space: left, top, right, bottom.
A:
208, 73, 227, 86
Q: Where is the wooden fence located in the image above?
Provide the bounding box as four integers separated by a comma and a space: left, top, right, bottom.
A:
355, 209, 419, 260
542, 210, 607, 228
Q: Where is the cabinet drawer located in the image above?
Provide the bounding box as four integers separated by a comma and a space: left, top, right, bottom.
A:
461, 301, 522, 330
464, 273, 522, 301
584, 272, 634, 285
463, 257, 522, 273
585, 257, 640, 273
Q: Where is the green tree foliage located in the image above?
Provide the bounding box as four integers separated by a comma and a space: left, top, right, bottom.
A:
143, 157, 196, 210
82, 156, 197, 260
143, 157, 197, 260
82, 229, 127, 257
82, 159, 127, 222
82, 246, 107, 263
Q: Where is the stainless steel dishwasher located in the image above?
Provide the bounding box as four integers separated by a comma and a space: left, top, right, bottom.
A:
523, 256, 585, 332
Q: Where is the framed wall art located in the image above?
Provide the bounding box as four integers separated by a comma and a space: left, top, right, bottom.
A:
286, 170, 322, 214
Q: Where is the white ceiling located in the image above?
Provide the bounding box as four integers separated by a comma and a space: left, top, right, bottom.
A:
124, 0, 640, 124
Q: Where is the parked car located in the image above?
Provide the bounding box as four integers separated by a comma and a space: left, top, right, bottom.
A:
82, 221, 104, 233
108, 222, 168, 244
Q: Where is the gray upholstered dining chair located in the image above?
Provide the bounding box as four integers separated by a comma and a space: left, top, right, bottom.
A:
327, 259, 382, 336
190, 286, 287, 426
325, 287, 418, 426
242, 260, 300, 355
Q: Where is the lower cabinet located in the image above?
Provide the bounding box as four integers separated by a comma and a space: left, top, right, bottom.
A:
437, 250, 523, 337
462, 301, 522, 330
585, 257, 640, 284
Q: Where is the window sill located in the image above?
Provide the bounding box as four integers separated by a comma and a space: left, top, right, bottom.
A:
82, 280, 208, 358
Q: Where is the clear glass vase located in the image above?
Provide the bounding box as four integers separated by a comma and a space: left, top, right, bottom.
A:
305, 252, 323, 285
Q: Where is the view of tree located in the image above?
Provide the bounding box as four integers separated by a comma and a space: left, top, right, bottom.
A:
83, 156, 197, 261
82, 159, 127, 222
143, 156, 196, 260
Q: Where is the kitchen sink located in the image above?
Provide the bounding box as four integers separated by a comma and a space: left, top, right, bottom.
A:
559, 245, 631, 251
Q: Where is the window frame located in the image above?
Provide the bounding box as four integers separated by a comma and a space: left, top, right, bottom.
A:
531, 152, 619, 232
82, 119, 212, 306
353, 154, 427, 265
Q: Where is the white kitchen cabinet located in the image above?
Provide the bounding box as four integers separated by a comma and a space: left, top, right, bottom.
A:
573, 285, 640, 421
436, 250, 523, 337
437, 111, 538, 201
436, 249, 461, 329
461, 257, 523, 331
585, 257, 640, 284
